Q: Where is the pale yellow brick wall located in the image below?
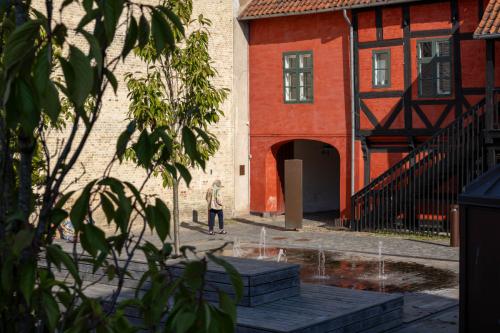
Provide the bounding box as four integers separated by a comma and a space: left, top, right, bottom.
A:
41, 1, 240, 226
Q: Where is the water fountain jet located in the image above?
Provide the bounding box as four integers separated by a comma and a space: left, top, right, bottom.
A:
233, 237, 242, 257
314, 245, 328, 279
258, 227, 267, 259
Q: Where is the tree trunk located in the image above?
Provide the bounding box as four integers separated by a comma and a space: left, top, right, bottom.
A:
172, 177, 180, 255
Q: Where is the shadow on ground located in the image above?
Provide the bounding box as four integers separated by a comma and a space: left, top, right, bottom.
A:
232, 217, 287, 231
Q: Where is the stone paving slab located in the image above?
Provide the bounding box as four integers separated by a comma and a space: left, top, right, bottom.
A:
175, 216, 459, 263
391, 306, 458, 333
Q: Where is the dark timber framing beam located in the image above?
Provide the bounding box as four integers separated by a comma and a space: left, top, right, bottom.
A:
358, 38, 403, 49
353, 11, 360, 133
375, 7, 383, 41
358, 129, 436, 137
369, 146, 411, 152
410, 29, 452, 38
359, 91, 404, 98
361, 137, 370, 186
451, 0, 463, 117
402, 5, 412, 130
382, 98, 404, 129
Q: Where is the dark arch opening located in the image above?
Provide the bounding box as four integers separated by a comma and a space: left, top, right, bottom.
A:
275, 139, 340, 218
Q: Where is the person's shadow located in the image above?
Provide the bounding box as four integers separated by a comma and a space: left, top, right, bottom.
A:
180, 220, 209, 234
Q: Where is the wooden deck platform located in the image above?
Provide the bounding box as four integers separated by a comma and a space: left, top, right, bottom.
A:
171, 256, 301, 306
236, 284, 403, 333
42, 253, 404, 332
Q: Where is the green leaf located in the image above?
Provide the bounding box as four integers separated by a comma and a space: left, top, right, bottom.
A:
9, 79, 40, 133
145, 205, 157, 231
123, 181, 146, 210
34, 46, 50, 95
19, 260, 36, 304
48, 209, 69, 229
61, 0, 75, 10
33, 47, 61, 122
77, 8, 99, 30
55, 191, 75, 209
104, 68, 118, 94
52, 23, 68, 46
4, 20, 41, 72
42, 292, 60, 331
182, 127, 198, 163
79, 29, 103, 75
46, 244, 82, 285
133, 131, 153, 168
66, 46, 93, 108
151, 9, 174, 53
69, 180, 96, 230
102, 0, 124, 43
81, 223, 108, 256
100, 193, 115, 224
138, 14, 150, 49
175, 163, 192, 187
12, 229, 34, 257
116, 121, 136, 161
122, 16, 138, 59
43, 82, 62, 123
182, 261, 205, 289
207, 254, 243, 302
157, 6, 185, 37
154, 199, 170, 241
174, 312, 196, 333
83, 0, 93, 12
218, 291, 237, 325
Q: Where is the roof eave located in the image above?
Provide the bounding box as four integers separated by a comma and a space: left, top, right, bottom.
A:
238, 0, 422, 21
473, 32, 500, 39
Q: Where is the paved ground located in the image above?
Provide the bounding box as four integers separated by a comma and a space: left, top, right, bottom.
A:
61, 213, 460, 332
170, 214, 459, 333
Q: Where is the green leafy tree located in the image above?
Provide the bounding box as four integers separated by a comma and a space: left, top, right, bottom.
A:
0, 0, 241, 331
125, 10, 228, 255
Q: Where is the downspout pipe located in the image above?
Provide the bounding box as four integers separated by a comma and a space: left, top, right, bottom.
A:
343, 9, 356, 199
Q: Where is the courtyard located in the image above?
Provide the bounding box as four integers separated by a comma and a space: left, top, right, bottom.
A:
55, 215, 459, 332
176, 216, 459, 332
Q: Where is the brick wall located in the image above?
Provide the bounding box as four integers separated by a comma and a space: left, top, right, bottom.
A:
42, 0, 238, 226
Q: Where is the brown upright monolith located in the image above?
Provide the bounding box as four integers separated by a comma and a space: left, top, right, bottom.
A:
285, 159, 302, 230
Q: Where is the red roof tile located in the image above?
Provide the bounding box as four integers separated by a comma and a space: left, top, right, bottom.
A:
239, 0, 419, 20
475, 0, 500, 39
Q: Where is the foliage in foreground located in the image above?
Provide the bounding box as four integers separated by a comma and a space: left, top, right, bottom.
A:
125, 12, 228, 254
0, 0, 241, 331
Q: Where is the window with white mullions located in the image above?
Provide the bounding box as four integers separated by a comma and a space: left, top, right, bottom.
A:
283, 51, 313, 103
372, 50, 391, 88
417, 39, 452, 97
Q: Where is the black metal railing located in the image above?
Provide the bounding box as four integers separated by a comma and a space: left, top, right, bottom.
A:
351, 99, 486, 236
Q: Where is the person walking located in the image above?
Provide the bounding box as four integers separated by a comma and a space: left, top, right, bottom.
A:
206, 179, 226, 235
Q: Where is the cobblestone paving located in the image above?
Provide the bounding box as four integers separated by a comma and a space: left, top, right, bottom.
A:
171, 214, 458, 263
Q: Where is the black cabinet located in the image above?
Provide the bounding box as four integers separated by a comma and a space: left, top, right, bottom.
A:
459, 165, 500, 333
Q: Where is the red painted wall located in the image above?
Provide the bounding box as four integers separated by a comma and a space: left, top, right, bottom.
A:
248, 0, 500, 219
357, 0, 500, 135
249, 12, 352, 217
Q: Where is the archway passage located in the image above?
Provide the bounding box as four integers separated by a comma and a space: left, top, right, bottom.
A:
276, 140, 340, 219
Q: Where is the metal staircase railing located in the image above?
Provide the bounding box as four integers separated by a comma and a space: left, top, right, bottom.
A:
351, 99, 486, 236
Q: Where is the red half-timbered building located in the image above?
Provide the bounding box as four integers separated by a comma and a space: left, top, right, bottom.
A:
239, 0, 500, 234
